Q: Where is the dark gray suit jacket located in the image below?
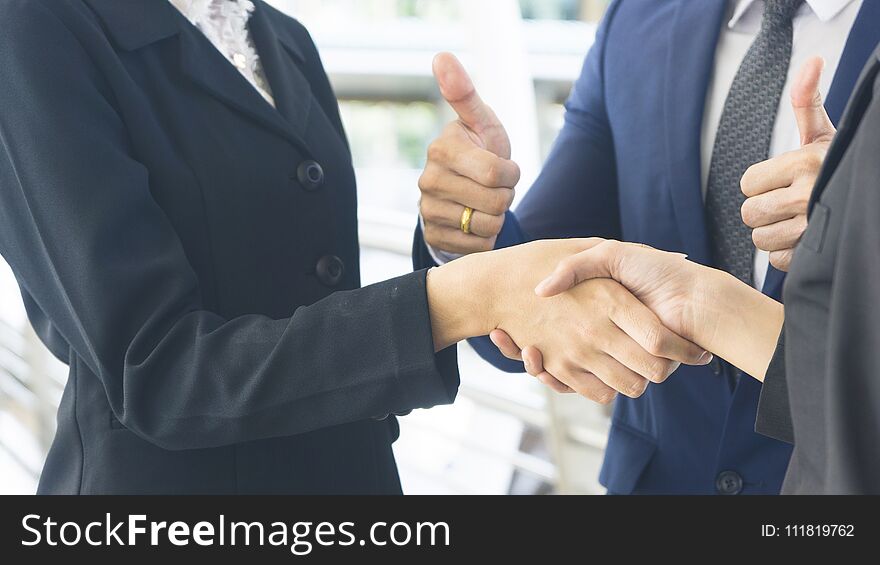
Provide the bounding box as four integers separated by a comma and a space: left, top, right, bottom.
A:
757, 46, 880, 494
0, 0, 458, 494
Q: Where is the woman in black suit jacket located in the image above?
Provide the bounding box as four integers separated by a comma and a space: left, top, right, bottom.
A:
0, 0, 705, 494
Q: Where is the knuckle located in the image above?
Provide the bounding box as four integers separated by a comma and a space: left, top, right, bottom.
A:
740, 166, 757, 195
792, 184, 812, 210
423, 223, 442, 245
502, 187, 516, 209
741, 199, 758, 227
477, 238, 495, 253
418, 168, 438, 193
609, 299, 633, 326
419, 198, 437, 221
488, 214, 505, 235
626, 378, 649, 399
484, 163, 503, 187
751, 228, 762, 247
783, 157, 802, 178
422, 221, 435, 239
510, 161, 522, 186
579, 321, 601, 346
794, 156, 820, 178
642, 324, 667, 357
645, 359, 672, 384
487, 191, 507, 215
752, 228, 769, 249
596, 390, 617, 405
426, 141, 449, 165
770, 251, 790, 270
577, 380, 606, 403
804, 150, 824, 172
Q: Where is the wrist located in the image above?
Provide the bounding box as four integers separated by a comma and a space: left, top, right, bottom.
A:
693, 268, 784, 381
426, 253, 497, 351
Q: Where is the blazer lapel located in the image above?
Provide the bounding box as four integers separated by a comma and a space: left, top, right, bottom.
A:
85, 0, 310, 150
82, 0, 179, 50
663, 0, 728, 265
762, 0, 880, 298
824, 0, 880, 125
248, 2, 313, 137
177, 25, 301, 147
809, 51, 880, 212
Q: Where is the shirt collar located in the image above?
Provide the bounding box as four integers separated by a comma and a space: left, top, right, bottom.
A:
729, 0, 856, 28
169, 0, 211, 22
169, 0, 257, 26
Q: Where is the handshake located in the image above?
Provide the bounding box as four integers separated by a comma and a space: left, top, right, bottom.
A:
422, 54, 833, 403
427, 237, 716, 404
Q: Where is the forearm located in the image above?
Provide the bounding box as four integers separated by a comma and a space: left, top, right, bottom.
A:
691, 269, 785, 382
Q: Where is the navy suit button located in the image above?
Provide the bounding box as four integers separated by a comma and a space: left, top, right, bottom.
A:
710, 357, 723, 376
297, 160, 324, 191
716, 471, 743, 495
316, 255, 345, 287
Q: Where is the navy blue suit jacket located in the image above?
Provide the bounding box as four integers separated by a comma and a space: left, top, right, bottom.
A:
415, 0, 880, 494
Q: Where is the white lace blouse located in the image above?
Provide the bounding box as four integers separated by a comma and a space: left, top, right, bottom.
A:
169, 0, 275, 106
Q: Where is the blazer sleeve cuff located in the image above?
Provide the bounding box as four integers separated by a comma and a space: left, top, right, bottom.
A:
412, 220, 440, 271
755, 328, 794, 444
390, 269, 460, 413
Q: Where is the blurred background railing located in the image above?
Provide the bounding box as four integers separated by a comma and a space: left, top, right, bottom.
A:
0, 0, 612, 495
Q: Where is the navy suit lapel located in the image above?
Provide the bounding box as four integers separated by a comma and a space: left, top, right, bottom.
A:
663, 0, 728, 265
762, 0, 880, 298
824, 0, 880, 125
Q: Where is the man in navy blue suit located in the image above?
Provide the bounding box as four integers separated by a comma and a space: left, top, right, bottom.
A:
414, 0, 880, 494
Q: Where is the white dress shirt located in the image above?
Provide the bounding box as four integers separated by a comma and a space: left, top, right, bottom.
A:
169, 0, 275, 106
426, 0, 862, 289
702, 0, 861, 289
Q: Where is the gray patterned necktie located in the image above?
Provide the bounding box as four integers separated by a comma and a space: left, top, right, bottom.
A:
706, 0, 804, 284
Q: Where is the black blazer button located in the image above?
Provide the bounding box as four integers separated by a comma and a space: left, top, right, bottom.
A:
715, 470, 743, 495
710, 357, 723, 376
316, 255, 345, 287
297, 160, 325, 191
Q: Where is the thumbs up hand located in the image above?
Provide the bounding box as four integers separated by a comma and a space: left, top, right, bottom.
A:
740, 57, 837, 272
419, 53, 520, 255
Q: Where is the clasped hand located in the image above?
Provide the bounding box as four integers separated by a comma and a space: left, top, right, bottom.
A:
490, 239, 785, 395
445, 240, 713, 404
490, 239, 713, 404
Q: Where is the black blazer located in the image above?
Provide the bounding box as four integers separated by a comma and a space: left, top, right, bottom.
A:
756, 46, 880, 494
0, 0, 458, 494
